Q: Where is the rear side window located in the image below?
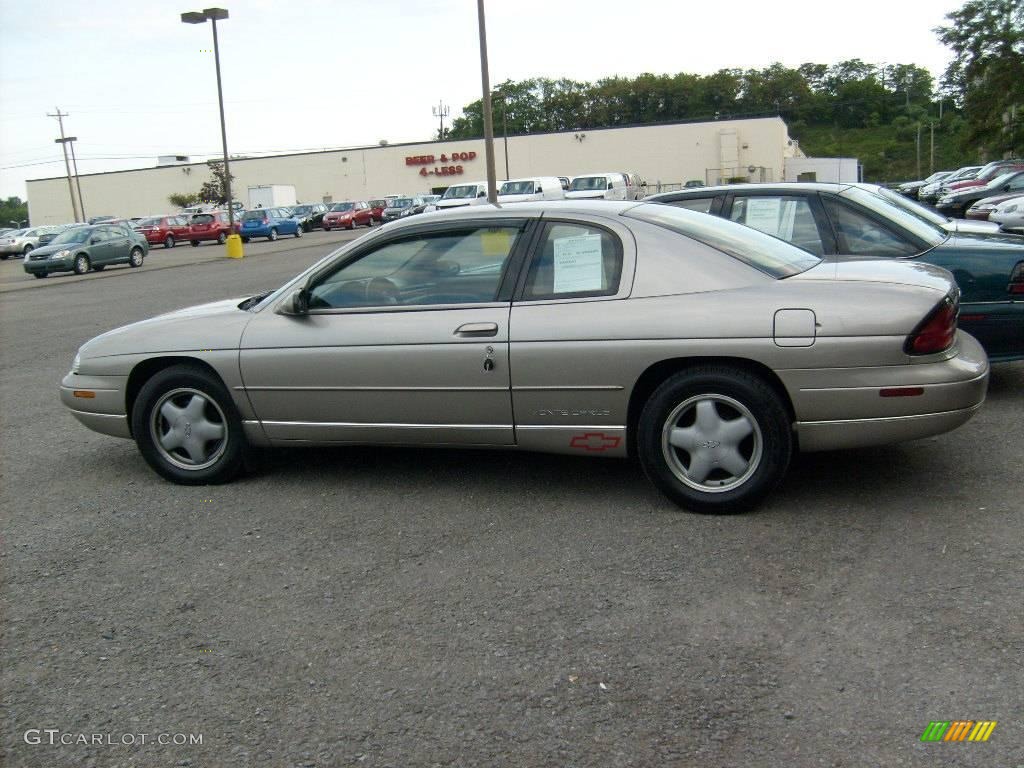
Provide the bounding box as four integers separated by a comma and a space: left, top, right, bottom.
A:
522, 222, 623, 300
822, 199, 918, 258
729, 196, 825, 256
625, 203, 820, 278
668, 197, 714, 213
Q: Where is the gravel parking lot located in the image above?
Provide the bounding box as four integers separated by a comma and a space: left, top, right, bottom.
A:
1, 232, 1021, 767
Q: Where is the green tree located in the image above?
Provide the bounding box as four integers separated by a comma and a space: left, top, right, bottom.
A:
0, 196, 29, 227
168, 192, 200, 208
936, 0, 1024, 154
198, 160, 235, 204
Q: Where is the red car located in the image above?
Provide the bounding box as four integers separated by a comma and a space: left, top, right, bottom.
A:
368, 199, 387, 222
945, 161, 1024, 194
134, 215, 192, 249
322, 201, 373, 230
188, 211, 239, 246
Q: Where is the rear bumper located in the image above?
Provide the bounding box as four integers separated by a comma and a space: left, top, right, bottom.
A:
784, 332, 989, 452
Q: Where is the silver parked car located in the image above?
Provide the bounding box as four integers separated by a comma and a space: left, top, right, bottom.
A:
61, 202, 988, 513
0, 226, 62, 259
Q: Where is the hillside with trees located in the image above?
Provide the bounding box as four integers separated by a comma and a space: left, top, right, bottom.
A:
446, 0, 1022, 182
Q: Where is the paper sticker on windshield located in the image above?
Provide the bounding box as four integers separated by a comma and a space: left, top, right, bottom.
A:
553, 234, 604, 293
481, 229, 512, 256
744, 198, 783, 237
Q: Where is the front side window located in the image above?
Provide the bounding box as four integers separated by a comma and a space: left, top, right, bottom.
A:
569, 176, 608, 192
729, 196, 825, 256
308, 225, 522, 310
522, 222, 623, 300
823, 199, 919, 258
441, 185, 480, 200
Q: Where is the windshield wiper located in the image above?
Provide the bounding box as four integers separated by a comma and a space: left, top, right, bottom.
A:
239, 290, 273, 311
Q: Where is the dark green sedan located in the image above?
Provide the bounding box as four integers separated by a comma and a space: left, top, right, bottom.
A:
22, 223, 148, 278
647, 182, 1024, 362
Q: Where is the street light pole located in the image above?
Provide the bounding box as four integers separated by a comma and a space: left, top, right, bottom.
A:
67, 138, 86, 221
182, 7, 241, 257
475, 0, 498, 204
502, 97, 509, 180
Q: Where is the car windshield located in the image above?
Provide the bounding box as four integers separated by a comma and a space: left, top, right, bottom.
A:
500, 181, 536, 195
984, 171, 1019, 189
51, 227, 92, 245
868, 185, 952, 225
841, 186, 946, 246
389, 198, 414, 208
330, 203, 355, 212
441, 185, 478, 200
625, 203, 821, 278
570, 176, 608, 191
138, 217, 163, 226
368, 199, 386, 207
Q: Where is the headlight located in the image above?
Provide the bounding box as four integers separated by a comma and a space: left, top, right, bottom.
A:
55, 249, 72, 259
72, 351, 81, 373
1002, 204, 1019, 213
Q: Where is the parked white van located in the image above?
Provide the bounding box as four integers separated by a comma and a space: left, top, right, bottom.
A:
565, 173, 630, 201
497, 177, 565, 204
435, 181, 490, 210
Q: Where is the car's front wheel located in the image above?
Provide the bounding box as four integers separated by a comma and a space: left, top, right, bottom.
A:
73, 254, 91, 274
128, 247, 144, 268
268, 228, 278, 242
637, 367, 792, 514
132, 364, 247, 485
164, 235, 175, 249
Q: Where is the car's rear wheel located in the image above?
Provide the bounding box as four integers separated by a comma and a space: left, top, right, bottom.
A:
347, 219, 356, 230
637, 367, 792, 514
73, 254, 91, 274
92, 264, 105, 272
323, 226, 331, 231
34, 272, 47, 279
0, 254, 8, 261
164, 235, 175, 249
191, 240, 200, 247
23, 244, 34, 255
132, 364, 247, 485
268, 228, 278, 241
294, 225, 303, 238
129, 247, 144, 267
217, 232, 227, 245
241, 236, 249, 243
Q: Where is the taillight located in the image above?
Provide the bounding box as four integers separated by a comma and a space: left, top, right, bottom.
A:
1009, 261, 1024, 295
905, 293, 958, 355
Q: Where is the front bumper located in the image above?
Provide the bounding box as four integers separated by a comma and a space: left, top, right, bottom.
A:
60, 371, 131, 438
23, 256, 73, 274
783, 332, 989, 452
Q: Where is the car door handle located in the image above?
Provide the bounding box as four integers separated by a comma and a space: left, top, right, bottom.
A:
454, 322, 498, 337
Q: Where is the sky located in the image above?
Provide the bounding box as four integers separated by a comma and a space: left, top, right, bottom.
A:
0, 0, 964, 200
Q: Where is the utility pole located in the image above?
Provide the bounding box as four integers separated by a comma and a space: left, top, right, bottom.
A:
432, 101, 449, 140
929, 121, 935, 175
67, 138, 86, 221
501, 96, 509, 180
476, 0, 498, 204
916, 122, 922, 179
48, 108, 81, 221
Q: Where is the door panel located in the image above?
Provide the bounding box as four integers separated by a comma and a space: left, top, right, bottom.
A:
239, 307, 513, 444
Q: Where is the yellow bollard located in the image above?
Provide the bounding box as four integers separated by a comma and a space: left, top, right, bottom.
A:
225, 233, 244, 259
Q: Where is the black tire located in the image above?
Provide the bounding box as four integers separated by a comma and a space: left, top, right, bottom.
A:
0, 254, 8, 261
34, 272, 48, 279
294, 226, 303, 238
131, 364, 248, 485
191, 240, 200, 247
73, 253, 91, 275
323, 226, 330, 232
92, 265, 105, 272
347, 219, 356, 230
23, 244, 34, 255
164, 235, 175, 249
217, 232, 227, 245
128, 247, 144, 268
268, 228, 278, 242
636, 366, 792, 514
241, 236, 249, 243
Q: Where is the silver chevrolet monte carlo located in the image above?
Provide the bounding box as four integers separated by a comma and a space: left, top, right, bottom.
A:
61, 201, 989, 513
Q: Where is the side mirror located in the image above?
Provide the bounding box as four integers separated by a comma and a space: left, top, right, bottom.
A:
90, 237, 100, 244
536, 187, 543, 193
478, 190, 486, 198
276, 288, 309, 316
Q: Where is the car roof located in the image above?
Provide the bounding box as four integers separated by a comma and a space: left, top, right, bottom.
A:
646, 182, 859, 198
381, 200, 643, 230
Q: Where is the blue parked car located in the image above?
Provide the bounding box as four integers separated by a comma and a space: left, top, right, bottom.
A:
239, 207, 303, 242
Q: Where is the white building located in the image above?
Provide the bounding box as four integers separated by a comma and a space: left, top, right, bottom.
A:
26, 116, 807, 224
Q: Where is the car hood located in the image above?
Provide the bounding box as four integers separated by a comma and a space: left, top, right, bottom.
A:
792, 258, 954, 294
26, 243, 73, 258
80, 298, 253, 360
942, 231, 1024, 250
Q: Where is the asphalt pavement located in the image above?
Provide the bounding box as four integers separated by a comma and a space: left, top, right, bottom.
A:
1, 231, 1022, 767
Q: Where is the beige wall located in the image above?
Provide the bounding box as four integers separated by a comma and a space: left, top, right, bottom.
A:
26, 117, 796, 224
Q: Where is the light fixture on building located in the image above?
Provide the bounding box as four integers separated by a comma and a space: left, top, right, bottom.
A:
574, 133, 586, 143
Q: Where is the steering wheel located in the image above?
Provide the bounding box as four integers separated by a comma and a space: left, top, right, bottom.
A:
365, 277, 400, 305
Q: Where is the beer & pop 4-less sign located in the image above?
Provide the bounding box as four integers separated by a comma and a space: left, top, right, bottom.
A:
405, 150, 478, 177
